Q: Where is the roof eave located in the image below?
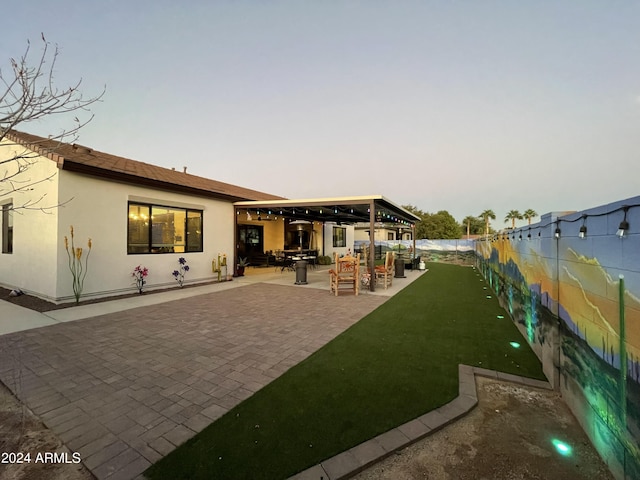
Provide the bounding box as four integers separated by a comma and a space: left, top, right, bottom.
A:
62, 161, 268, 202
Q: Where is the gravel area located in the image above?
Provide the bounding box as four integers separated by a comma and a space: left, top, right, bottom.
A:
353, 376, 613, 480
0, 382, 94, 480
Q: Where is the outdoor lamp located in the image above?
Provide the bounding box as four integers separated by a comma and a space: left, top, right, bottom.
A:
617, 220, 629, 238
579, 225, 587, 239
617, 207, 630, 238
554, 227, 561, 239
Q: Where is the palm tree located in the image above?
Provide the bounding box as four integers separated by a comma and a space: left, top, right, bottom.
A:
462, 215, 476, 239
504, 210, 523, 229
479, 210, 496, 237
523, 209, 538, 225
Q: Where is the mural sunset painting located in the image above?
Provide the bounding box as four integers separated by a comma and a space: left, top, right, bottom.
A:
476, 196, 640, 480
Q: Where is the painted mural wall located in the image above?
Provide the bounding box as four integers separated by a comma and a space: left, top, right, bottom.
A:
354, 238, 476, 264
475, 196, 640, 480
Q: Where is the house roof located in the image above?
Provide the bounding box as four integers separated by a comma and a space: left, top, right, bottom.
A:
5, 130, 284, 202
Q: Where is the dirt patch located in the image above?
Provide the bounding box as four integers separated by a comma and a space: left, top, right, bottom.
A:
0, 383, 94, 480
0, 280, 223, 313
354, 376, 613, 480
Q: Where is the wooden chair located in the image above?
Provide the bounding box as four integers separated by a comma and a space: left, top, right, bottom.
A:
375, 251, 395, 289
329, 252, 360, 296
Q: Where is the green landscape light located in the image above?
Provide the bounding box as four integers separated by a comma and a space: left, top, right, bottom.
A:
509, 342, 520, 348
551, 439, 572, 456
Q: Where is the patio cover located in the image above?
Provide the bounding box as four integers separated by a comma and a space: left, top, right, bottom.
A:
234, 195, 422, 291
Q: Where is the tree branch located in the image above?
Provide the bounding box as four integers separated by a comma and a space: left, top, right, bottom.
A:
1, 34, 105, 212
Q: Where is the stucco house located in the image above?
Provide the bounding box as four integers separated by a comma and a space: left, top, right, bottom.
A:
0, 131, 285, 303
1, 131, 419, 303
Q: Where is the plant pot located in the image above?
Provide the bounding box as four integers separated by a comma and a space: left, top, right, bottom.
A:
236, 266, 245, 277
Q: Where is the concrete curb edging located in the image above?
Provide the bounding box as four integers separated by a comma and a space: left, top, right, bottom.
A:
289, 365, 552, 480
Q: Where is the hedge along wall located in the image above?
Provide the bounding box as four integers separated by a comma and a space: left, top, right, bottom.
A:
475, 195, 640, 480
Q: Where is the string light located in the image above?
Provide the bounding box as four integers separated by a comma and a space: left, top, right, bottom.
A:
617, 206, 629, 238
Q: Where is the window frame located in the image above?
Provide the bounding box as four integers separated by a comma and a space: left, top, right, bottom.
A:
332, 226, 346, 248
127, 201, 203, 254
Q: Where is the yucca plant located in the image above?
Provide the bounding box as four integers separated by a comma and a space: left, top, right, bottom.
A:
64, 225, 92, 304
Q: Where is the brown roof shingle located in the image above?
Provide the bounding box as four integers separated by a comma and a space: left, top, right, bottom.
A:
6, 131, 285, 202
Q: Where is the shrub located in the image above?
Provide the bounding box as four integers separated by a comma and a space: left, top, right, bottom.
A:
317, 255, 332, 265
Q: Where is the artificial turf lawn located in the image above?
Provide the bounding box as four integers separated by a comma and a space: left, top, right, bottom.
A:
145, 262, 546, 480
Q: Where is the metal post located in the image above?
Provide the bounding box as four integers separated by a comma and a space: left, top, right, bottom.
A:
234, 208, 239, 275
619, 274, 627, 427
369, 200, 376, 292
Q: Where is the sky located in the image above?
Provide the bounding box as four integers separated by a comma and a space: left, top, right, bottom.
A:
3, 1, 639, 227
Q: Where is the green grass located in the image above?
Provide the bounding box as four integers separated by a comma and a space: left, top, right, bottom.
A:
145, 262, 545, 480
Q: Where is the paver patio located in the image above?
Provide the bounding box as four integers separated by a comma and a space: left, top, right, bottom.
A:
0, 282, 387, 480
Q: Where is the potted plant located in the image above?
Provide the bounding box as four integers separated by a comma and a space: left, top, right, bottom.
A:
236, 257, 249, 277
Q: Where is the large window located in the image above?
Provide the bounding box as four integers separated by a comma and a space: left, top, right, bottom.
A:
128, 202, 203, 254
333, 226, 346, 248
1, 203, 12, 254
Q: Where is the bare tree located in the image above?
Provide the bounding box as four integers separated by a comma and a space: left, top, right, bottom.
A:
1, 33, 104, 211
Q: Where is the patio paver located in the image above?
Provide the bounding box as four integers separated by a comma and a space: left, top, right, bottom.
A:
0, 282, 387, 480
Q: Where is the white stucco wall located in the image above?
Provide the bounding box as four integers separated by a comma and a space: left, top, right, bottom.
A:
0, 143, 60, 299
354, 227, 413, 242
323, 223, 355, 260
54, 170, 235, 302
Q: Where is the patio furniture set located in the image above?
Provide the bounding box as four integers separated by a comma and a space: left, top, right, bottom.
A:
329, 251, 396, 296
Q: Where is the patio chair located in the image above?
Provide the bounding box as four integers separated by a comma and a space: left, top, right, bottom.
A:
329, 252, 360, 296
375, 251, 395, 289
274, 253, 294, 272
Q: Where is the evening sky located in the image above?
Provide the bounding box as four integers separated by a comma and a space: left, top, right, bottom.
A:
4, 1, 639, 227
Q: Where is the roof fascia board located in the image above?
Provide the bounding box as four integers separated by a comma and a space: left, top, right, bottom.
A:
377, 195, 422, 221
235, 196, 377, 208
63, 161, 250, 202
